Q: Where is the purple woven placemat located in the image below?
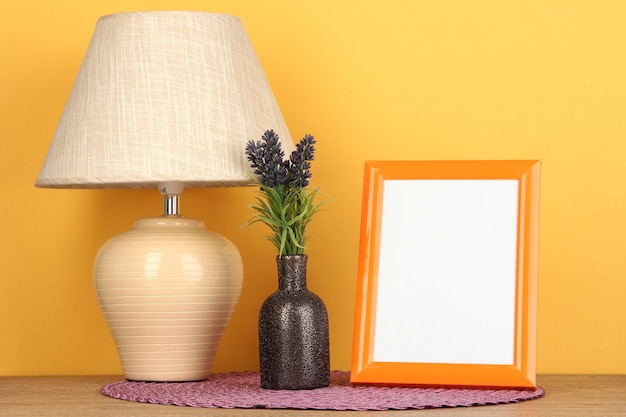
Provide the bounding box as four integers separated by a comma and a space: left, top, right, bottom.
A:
101, 371, 544, 411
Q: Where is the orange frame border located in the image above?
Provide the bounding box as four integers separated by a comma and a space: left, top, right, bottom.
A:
351, 160, 541, 389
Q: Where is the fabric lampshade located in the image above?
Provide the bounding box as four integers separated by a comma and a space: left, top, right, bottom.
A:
35, 11, 295, 189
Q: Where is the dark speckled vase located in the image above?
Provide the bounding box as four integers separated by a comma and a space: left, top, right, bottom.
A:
258, 255, 330, 390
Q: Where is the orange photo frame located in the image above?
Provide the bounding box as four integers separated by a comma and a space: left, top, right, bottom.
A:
351, 160, 541, 389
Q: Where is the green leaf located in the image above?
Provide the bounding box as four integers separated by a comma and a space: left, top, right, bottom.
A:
242, 178, 332, 255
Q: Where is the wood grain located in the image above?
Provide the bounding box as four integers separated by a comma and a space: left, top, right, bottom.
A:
0, 375, 624, 416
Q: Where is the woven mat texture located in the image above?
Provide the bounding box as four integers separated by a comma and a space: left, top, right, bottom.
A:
101, 371, 544, 411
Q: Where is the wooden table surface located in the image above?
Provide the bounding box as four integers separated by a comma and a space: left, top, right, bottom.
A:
1, 374, 624, 416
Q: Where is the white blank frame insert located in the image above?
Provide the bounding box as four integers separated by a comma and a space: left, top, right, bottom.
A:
374, 179, 519, 365
351, 160, 541, 389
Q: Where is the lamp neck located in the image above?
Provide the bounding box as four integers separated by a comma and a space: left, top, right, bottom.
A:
163, 193, 180, 216
159, 181, 184, 217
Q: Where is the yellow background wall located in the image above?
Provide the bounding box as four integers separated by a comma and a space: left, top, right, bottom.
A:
1, 0, 625, 376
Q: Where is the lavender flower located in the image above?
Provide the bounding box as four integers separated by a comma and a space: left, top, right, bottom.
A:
244, 130, 329, 256
246, 130, 317, 189
288, 134, 315, 188
245, 130, 287, 188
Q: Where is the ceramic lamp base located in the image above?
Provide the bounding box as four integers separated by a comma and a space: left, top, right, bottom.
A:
94, 216, 243, 382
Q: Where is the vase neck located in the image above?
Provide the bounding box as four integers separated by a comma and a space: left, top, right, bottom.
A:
277, 255, 308, 291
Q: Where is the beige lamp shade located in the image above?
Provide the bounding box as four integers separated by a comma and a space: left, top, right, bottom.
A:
35, 11, 295, 189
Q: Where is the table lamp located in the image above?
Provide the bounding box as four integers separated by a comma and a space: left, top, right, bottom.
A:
35, 11, 295, 382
